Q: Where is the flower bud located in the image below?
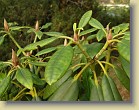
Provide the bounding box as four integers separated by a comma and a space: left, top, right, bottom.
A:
35, 20, 39, 31
64, 38, 68, 46
12, 49, 19, 67
4, 19, 9, 32
73, 31, 78, 42
107, 29, 112, 41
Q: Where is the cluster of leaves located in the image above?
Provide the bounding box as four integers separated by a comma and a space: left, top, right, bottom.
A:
0, 10, 130, 101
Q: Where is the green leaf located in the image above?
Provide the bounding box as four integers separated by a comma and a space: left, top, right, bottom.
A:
0, 76, 11, 98
79, 28, 97, 36
0, 73, 6, 83
35, 30, 43, 39
107, 76, 122, 101
40, 23, 52, 30
44, 32, 64, 37
35, 47, 57, 56
113, 26, 120, 34
119, 56, 130, 78
90, 78, 104, 101
48, 78, 78, 101
102, 75, 114, 101
10, 26, 31, 31
89, 18, 105, 31
87, 35, 96, 40
29, 61, 47, 67
78, 10, 92, 28
118, 23, 129, 32
16, 68, 33, 89
0, 62, 10, 70
32, 73, 45, 86
96, 29, 105, 41
45, 46, 73, 85
117, 39, 130, 62
123, 34, 130, 40
24, 37, 57, 51
84, 43, 104, 59
0, 36, 4, 45
43, 70, 72, 99
113, 66, 130, 91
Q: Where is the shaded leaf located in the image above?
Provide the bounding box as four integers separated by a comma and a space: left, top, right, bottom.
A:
107, 76, 122, 100
45, 46, 73, 85
102, 75, 115, 101
90, 78, 104, 101
0, 76, 11, 98
48, 78, 78, 101
32, 73, 45, 86
43, 70, 72, 99
113, 65, 130, 91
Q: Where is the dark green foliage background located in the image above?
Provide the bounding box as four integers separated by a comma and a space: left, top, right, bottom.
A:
0, 0, 129, 60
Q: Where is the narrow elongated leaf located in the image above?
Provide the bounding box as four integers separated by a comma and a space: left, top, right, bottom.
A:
44, 32, 64, 37
89, 18, 104, 30
43, 70, 72, 99
16, 68, 33, 89
90, 78, 104, 101
79, 28, 97, 36
41, 23, 52, 30
102, 75, 115, 101
117, 39, 130, 62
96, 29, 105, 41
107, 76, 122, 101
0, 76, 11, 98
119, 56, 130, 78
35, 47, 57, 56
29, 61, 47, 66
113, 66, 130, 91
78, 10, 92, 28
45, 46, 73, 85
24, 37, 57, 51
48, 78, 78, 101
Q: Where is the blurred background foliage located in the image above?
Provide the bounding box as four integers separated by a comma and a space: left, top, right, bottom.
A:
0, 0, 130, 60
